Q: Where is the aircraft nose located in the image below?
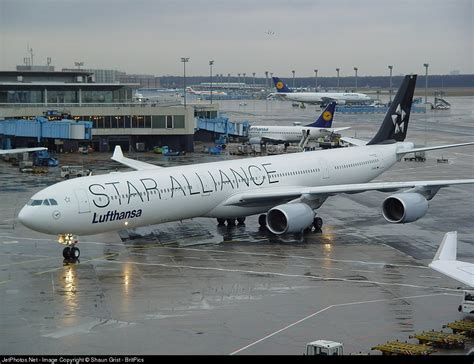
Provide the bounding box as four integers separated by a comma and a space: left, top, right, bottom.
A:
17, 206, 31, 228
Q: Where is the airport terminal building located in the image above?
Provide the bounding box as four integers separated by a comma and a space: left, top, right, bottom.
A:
0, 69, 217, 152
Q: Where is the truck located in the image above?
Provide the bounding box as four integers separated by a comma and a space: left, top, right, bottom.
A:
404, 151, 426, 162
61, 165, 91, 179
33, 150, 59, 167
458, 291, 474, 314
305, 340, 343, 356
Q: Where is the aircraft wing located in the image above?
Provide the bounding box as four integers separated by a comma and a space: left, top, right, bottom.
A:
429, 231, 473, 287
111, 145, 162, 170
0, 147, 47, 155
260, 136, 288, 144
223, 179, 474, 206
320, 96, 338, 104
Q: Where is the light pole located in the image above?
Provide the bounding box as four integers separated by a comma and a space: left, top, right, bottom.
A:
237, 73, 241, 85
424, 63, 429, 103
314, 69, 318, 90
292, 70, 295, 89
209, 60, 214, 104
265, 71, 269, 90
243, 72, 246, 85
252, 72, 256, 88
336, 68, 340, 88
181, 57, 189, 108
353, 67, 358, 91
228, 73, 231, 84
388, 65, 393, 103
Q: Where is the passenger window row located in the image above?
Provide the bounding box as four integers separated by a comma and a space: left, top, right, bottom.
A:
334, 160, 379, 170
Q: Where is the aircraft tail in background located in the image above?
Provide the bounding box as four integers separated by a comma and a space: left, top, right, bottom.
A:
306, 102, 336, 128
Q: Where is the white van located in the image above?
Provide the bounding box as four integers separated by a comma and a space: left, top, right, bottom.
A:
61, 165, 91, 179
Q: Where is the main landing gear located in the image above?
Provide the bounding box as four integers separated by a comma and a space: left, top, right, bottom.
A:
217, 217, 246, 226
58, 234, 80, 262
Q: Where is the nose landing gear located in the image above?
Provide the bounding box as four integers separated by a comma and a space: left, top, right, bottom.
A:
58, 234, 80, 262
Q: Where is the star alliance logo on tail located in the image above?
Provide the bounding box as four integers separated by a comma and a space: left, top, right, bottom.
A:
392, 104, 407, 135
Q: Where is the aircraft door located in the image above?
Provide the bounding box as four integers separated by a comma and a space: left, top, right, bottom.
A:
321, 159, 330, 179
74, 189, 91, 214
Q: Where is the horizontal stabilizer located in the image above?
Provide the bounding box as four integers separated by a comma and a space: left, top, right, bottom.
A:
429, 231, 474, 287
331, 127, 351, 133
111, 145, 162, 170
340, 137, 368, 146
397, 142, 474, 156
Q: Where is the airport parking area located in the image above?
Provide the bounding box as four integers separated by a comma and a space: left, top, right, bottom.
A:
0, 98, 473, 355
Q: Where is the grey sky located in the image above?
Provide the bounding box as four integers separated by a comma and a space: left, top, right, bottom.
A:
0, 0, 472, 77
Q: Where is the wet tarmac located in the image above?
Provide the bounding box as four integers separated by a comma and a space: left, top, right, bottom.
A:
0, 97, 473, 355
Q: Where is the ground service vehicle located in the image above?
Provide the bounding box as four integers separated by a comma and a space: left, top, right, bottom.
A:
61, 165, 91, 179
305, 340, 343, 355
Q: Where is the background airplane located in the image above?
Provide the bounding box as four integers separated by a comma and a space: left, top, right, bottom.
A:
17, 75, 474, 262
429, 231, 474, 313
270, 76, 371, 107
186, 87, 227, 96
247, 102, 350, 145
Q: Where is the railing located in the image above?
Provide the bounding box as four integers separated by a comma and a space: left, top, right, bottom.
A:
0, 101, 182, 108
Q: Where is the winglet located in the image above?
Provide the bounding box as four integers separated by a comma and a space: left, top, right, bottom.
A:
112, 145, 124, 160
429, 231, 473, 287
432, 231, 457, 262
111, 145, 161, 170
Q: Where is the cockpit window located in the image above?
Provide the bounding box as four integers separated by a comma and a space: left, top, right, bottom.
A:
27, 199, 57, 206
28, 199, 43, 206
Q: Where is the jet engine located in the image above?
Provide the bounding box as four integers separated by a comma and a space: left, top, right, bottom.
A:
248, 137, 262, 145
382, 193, 429, 223
266, 203, 314, 234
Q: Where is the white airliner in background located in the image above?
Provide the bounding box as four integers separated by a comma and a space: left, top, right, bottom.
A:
186, 87, 228, 96
18, 75, 474, 261
0, 147, 47, 155
271, 76, 371, 107
247, 102, 350, 145
429, 231, 474, 313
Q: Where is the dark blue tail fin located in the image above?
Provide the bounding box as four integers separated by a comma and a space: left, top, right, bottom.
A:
367, 74, 417, 145
306, 102, 337, 127
272, 77, 293, 93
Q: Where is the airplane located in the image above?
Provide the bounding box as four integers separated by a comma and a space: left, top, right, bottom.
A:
270, 76, 371, 107
429, 231, 474, 313
17, 75, 474, 262
133, 88, 181, 102
186, 87, 228, 96
247, 102, 350, 146
132, 93, 163, 103
0, 147, 47, 155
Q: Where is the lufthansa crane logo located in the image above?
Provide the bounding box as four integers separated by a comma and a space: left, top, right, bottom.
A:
322, 111, 332, 121
276, 81, 284, 90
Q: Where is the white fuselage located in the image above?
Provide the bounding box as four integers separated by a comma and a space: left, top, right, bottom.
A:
279, 92, 371, 104
19, 143, 408, 236
248, 125, 334, 143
